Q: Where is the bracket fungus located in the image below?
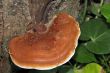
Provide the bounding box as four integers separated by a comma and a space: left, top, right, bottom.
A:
8, 13, 80, 70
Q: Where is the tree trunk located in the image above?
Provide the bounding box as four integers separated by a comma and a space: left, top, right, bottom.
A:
0, 0, 80, 73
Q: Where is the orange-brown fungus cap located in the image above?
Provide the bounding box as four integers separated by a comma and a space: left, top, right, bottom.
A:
8, 13, 80, 70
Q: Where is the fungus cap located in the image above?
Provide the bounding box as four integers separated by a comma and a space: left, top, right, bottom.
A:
8, 13, 80, 70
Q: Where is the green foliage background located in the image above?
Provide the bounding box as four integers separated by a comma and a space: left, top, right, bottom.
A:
75, 0, 110, 73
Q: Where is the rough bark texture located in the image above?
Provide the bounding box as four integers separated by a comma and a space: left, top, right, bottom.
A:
0, 0, 80, 73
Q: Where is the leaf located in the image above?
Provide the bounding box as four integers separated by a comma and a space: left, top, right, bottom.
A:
80, 19, 108, 41
101, 3, 110, 23
58, 65, 73, 73
75, 44, 97, 63
74, 63, 102, 73
85, 30, 110, 54
80, 19, 110, 54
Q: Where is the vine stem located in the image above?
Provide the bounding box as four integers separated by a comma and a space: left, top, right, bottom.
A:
95, 0, 104, 18
98, 0, 104, 13
80, 0, 88, 24
100, 0, 104, 7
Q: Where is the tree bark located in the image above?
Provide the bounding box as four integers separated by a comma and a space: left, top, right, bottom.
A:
0, 0, 80, 73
